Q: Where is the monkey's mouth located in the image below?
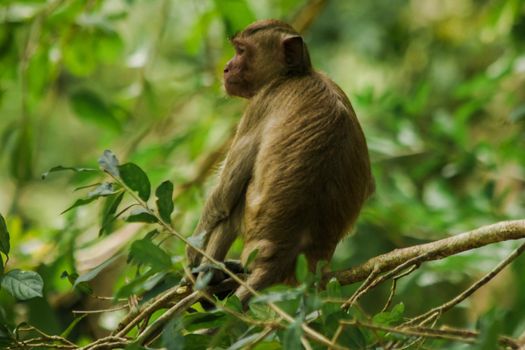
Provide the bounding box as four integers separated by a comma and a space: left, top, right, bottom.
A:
224, 78, 243, 85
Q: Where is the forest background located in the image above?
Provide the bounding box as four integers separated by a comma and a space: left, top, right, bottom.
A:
0, 0, 525, 349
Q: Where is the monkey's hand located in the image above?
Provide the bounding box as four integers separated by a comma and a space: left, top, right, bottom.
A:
189, 260, 245, 287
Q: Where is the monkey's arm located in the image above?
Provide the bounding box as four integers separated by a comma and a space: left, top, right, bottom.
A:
187, 135, 257, 265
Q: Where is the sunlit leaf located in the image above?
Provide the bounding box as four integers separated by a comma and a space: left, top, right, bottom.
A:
0, 214, 10, 256
119, 163, 151, 201
129, 238, 172, 271
1, 269, 43, 300
70, 89, 121, 132
98, 150, 120, 177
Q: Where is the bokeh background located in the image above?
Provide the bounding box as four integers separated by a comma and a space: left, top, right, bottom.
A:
1, 0, 524, 343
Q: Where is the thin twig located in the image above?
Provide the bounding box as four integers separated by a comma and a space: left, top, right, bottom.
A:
341, 264, 381, 309
404, 241, 525, 327
136, 291, 201, 344
341, 320, 520, 349
381, 264, 418, 313
342, 251, 430, 309
72, 304, 128, 315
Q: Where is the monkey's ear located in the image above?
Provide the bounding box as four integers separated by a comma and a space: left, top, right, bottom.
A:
282, 35, 311, 74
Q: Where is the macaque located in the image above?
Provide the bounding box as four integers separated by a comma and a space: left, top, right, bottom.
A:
187, 19, 374, 303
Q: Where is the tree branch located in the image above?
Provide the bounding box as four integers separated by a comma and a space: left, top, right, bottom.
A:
327, 220, 525, 286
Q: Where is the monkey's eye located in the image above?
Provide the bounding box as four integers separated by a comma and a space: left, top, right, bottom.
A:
235, 45, 246, 55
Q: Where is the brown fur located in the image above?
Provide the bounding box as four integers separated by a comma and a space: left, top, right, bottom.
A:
187, 19, 374, 303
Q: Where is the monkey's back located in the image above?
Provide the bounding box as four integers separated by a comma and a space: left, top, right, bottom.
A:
242, 73, 373, 269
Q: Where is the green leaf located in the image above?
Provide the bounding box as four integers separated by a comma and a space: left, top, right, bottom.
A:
282, 319, 302, 350
126, 207, 158, 223
162, 317, 184, 350
155, 180, 174, 223
181, 334, 211, 350
1, 269, 43, 300
213, 0, 256, 36
98, 150, 120, 177
119, 163, 151, 201
183, 312, 226, 331
63, 31, 96, 76
372, 302, 405, 326
476, 310, 502, 350
95, 29, 124, 63
510, 104, 525, 122
244, 248, 259, 272
41, 165, 97, 179
251, 286, 304, 304
129, 239, 172, 271
0, 323, 14, 347
223, 295, 243, 313
115, 269, 159, 298
70, 89, 121, 132
61, 182, 117, 214
61, 197, 98, 214
99, 192, 125, 236
74, 254, 121, 287
322, 278, 342, 318
124, 343, 148, 350
10, 124, 33, 184
60, 315, 87, 339
0, 214, 10, 256
295, 254, 308, 283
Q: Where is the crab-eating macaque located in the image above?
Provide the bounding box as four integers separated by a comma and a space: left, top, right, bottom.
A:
187, 19, 374, 303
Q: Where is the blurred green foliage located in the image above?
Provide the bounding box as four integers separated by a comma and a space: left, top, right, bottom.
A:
0, 0, 524, 348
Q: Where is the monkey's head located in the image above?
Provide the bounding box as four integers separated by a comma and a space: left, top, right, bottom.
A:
224, 19, 312, 98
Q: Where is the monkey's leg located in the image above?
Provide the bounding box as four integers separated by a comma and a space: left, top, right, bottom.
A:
235, 241, 298, 305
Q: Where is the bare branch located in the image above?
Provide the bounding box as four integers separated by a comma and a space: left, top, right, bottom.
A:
328, 220, 525, 286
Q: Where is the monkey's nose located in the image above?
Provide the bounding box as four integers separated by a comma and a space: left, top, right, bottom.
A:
223, 66, 230, 73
